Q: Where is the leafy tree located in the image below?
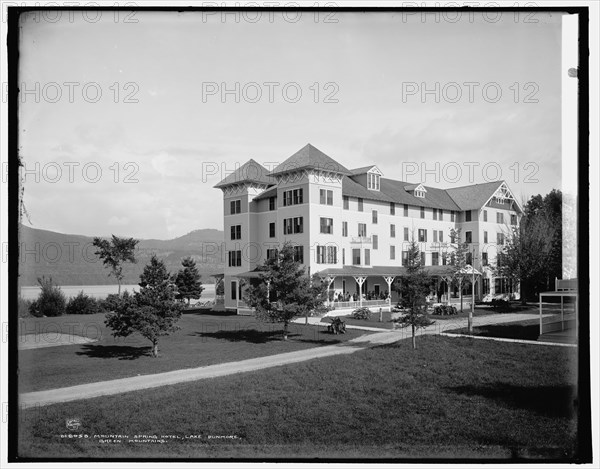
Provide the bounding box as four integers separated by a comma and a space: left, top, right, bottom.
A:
174, 257, 204, 305
446, 228, 472, 314
496, 205, 557, 304
30, 276, 66, 317
394, 239, 434, 349
105, 254, 182, 357
244, 243, 328, 340
93, 235, 139, 296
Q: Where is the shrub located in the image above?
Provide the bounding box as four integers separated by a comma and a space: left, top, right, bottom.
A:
18, 297, 34, 317
101, 291, 132, 312
352, 307, 372, 320
491, 298, 511, 312
432, 304, 458, 316
33, 276, 66, 317
66, 291, 103, 315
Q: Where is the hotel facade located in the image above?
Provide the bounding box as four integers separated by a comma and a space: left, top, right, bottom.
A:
215, 144, 522, 313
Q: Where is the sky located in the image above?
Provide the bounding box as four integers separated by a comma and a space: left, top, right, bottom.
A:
18, 9, 563, 239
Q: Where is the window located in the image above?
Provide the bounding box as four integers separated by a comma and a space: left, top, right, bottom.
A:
439, 230, 444, 242
482, 252, 488, 266
352, 248, 361, 265
283, 217, 303, 234
372, 210, 378, 224
373, 235, 378, 250
283, 188, 303, 206
402, 251, 409, 266
320, 217, 333, 234
510, 214, 517, 225
269, 223, 275, 238
433, 208, 438, 220
293, 245, 304, 263
267, 248, 278, 260
358, 223, 367, 237
342, 248, 345, 265
439, 209, 443, 221
466, 252, 473, 265
358, 198, 364, 212
230, 225, 241, 240
420, 207, 425, 219
432, 252, 439, 265
230, 199, 241, 215
496, 212, 504, 224
442, 253, 447, 265
390, 224, 396, 238
484, 231, 488, 244
404, 227, 409, 241
433, 231, 438, 243
231, 281, 237, 300
228, 250, 242, 267
390, 245, 396, 260
483, 278, 490, 294
320, 189, 333, 205
465, 210, 472, 222
342, 221, 348, 237
418, 229, 427, 242
420, 252, 426, 265
415, 189, 425, 198
343, 195, 349, 210
483, 210, 487, 222
367, 173, 380, 190
451, 210, 455, 222
404, 204, 409, 216
465, 231, 472, 243
497, 232, 504, 245
269, 196, 276, 211
364, 249, 371, 266
316, 246, 337, 264
390, 202, 395, 215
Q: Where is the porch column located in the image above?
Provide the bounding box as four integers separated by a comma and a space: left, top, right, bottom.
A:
383, 276, 395, 308
320, 276, 336, 307
234, 277, 239, 311
266, 279, 271, 303
353, 276, 366, 307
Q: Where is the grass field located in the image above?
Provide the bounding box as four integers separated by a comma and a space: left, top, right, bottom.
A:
18, 313, 369, 392
446, 318, 541, 341
17, 335, 578, 460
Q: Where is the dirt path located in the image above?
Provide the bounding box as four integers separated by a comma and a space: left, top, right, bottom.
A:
19, 313, 545, 410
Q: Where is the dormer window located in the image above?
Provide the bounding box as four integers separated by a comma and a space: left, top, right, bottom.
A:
406, 183, 427, 198
367, 172, 380, 191
414, 189, 425, 198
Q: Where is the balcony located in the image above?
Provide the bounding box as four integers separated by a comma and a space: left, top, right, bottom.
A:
350, 236, 372, 244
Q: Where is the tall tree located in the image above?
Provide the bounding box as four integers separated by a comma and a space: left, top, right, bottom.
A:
93, 235, 139, 295
244, 243, 328, 340
446, 228, 471, 314
496, 206, 557, 304
395, 239, 434, 349
174, 257, 204, 305
105, 254, 182, 357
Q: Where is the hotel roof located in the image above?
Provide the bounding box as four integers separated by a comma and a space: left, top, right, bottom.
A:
213, 159, 275, 189
268, 144, 351, 177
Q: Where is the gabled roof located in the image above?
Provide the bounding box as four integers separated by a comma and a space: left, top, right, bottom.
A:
214, 159, 275, 189
342, 176, 396, 203
268, 144, 351, 177
445, 181, 503, 211
378, 178, 461, 211
350, 165, 379, 176
404, 183, 427, 192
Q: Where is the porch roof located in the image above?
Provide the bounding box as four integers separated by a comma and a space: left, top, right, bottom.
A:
315, 265, 455, 277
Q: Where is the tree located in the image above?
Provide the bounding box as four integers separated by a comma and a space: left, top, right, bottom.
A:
105, 254, 182, 357
93, 235, 139, 296
244, 243, 328, 340
395, 239, 434, 349
496, 207, 557, 304
174, 257, 204, 305
446, 228, 471, 314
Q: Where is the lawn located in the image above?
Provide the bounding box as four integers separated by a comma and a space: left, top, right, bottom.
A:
445, 318, 541, 341
17, 335, 579, 460
17, 313, 370, 393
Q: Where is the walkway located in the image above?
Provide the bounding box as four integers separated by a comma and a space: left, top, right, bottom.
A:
19, 312, 549, 410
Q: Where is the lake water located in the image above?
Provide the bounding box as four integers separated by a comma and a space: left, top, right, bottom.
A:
20, 284, 216, 302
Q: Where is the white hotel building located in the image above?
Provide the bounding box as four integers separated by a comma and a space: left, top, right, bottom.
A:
215, 144, 522, 313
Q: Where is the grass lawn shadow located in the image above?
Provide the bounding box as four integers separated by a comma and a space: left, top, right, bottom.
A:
75, 344, 152, 360
447, 383, 577, 418
191, 329, 287, 343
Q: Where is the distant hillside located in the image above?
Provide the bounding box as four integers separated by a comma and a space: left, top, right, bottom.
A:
18, 225, 225, 286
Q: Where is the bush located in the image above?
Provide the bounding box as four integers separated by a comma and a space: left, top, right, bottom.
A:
432, 304, 458, 316
101, 291, 132, 312
66, 291, 103, 315
33, 276, 66, 317
18, 297, 34, 317
491, 298, 511, 312
352, 307, 372, 320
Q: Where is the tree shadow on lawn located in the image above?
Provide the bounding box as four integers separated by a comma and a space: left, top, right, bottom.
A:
447, 383, 577, 418
191, 328, 344, 345
76, 344, 152, 360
